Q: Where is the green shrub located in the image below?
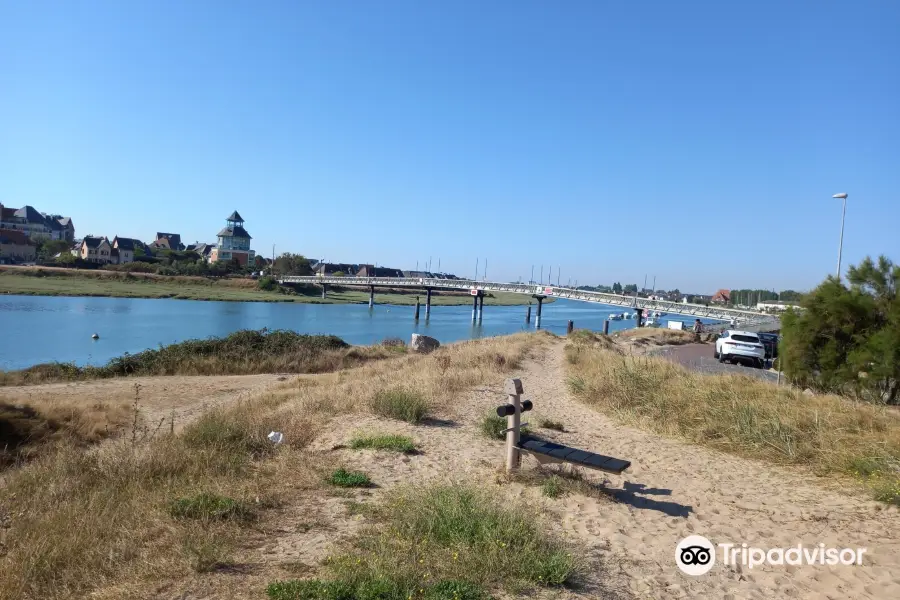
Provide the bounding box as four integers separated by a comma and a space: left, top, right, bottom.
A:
480, 413, 530, 440
257, 276, 279, 291
350, 434, 417, 454
541, 476, 564, 499
169, 492, 254, 522
329, 468, 372, 488
371, 389, 430, 424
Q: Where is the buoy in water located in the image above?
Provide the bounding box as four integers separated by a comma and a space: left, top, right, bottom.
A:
91, 333, 99, 340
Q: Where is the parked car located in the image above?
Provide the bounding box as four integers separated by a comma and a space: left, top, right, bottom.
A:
714, 330, 766, 368
757, 332, 780, 359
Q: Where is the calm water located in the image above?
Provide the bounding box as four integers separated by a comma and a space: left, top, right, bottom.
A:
0, 295, 714, 370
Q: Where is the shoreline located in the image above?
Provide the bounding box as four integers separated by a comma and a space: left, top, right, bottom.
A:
0, 269, 546, 306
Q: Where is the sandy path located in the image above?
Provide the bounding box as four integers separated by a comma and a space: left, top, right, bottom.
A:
257, 339, 900, 600
519, 342, 900, 599
0, 374, 287, 431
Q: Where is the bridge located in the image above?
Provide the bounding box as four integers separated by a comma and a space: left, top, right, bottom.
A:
278, 276, 779, 331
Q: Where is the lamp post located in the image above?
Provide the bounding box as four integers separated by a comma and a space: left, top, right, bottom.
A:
833, 193, 848, 279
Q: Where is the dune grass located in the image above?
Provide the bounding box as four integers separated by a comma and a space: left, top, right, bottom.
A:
268, 484, 580, 599
350, 433, 417, 454
371, 389, 431, 423
565, 338, 900, 505
0, 332, 549, 599
0, 330, 395, 386
0, 394, 320, 600
0, 400, 130, 466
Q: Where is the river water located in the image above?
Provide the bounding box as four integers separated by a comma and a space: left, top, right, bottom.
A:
0, 295, 714, 370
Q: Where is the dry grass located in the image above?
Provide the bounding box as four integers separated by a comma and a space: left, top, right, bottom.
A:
565, 339, 900, 505
268, 484, 582, 599
0, 400, 130, 466
614, 328, 696, 345
0, 332, 551, 599
0, 395, 321, 600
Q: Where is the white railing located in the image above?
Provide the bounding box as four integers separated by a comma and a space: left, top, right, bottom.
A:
278, 275, 778, 326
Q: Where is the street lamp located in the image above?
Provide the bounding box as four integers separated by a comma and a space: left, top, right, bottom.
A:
833, 193, 848, 279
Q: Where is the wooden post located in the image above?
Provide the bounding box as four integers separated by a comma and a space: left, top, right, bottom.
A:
525, 304, 531, 323
369, 286, 375, 308
414, 296, 420, 320
567, 320, 574, 334
505, 378, 524, 472
603, 320, 610, 335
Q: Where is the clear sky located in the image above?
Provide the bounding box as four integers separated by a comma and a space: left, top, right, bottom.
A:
2, 1, 898, 293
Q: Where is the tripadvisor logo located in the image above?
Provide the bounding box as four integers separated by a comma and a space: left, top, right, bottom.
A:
676, 535, 715, 576
676, 536, 867, 576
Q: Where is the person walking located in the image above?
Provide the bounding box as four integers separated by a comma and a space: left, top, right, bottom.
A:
692, 318, 703, 341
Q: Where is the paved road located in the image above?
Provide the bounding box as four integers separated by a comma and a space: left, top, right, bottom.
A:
649, 343, 780, 383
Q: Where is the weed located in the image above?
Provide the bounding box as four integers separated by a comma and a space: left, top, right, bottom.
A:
350, 434, 417, 454
480, 413, 530, 440
371, 389, 430, 424
169, 492, 255, 522
541, 476, 564, 498
329, 468, 372, 488
537, 418, 565, 432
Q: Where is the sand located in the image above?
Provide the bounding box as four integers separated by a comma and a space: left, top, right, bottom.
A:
287, 341, 900, 599
8, 340, 899, 599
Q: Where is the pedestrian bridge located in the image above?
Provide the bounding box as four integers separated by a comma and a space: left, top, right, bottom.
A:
278, 275, 778, 328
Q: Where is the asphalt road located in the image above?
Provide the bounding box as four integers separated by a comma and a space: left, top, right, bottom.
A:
649, 343, 780, 383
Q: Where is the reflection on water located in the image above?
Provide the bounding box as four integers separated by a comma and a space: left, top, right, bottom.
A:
0, 295, 715, 370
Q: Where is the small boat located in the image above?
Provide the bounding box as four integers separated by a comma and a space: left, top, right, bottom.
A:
607, 313, 623, 321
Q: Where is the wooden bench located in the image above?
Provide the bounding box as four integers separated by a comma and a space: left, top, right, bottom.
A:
518, 435, 631, 474
498, 378, 631, 474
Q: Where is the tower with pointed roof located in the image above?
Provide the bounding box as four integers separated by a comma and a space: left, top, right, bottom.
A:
209, 210, 255, 266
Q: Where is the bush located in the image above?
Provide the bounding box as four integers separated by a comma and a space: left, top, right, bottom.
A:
350, 434, 417, 454
781, 255, 899, 403
2, 330, 352, 384
329, 468, 372, 488
258, 276, 279, 291
371, 389, 430, 424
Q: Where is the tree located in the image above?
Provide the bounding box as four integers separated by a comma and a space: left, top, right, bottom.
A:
273, 253, 312, 276
781, 255, 899, 403
37, 239, 72, 260
254, 255, 267, 270
55, 252, 76, 266
623, 283, 638, 294
612, 282, 623, 294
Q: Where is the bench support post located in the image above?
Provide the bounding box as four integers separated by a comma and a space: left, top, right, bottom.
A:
505, 378, 523, 472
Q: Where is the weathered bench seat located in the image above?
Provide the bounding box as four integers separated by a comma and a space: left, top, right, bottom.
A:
518, 436, 631, 474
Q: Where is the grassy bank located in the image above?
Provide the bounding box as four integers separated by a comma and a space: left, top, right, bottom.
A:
0, 330, 396, 387
0, 268, 540, 306
0, 332, 551, 599
565, 334, 900, 505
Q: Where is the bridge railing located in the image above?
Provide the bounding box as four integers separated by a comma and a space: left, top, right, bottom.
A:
278, 275, 777, 326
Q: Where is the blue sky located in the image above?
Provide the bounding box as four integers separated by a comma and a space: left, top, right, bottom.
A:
2, 1, 898, 293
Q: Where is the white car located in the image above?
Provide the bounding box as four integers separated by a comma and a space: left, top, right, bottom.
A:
714, 330, 766, 368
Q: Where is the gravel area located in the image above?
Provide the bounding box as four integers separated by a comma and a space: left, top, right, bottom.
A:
649, 343, 780, 383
